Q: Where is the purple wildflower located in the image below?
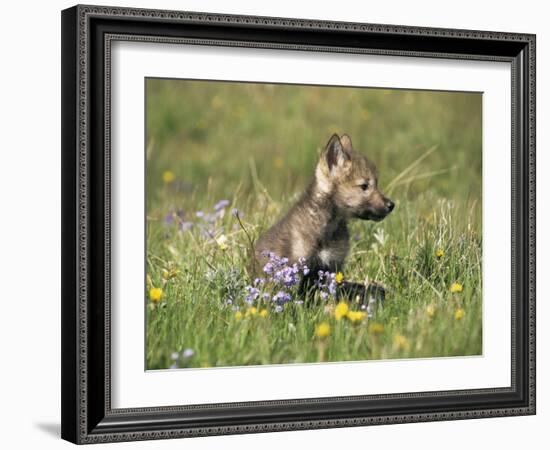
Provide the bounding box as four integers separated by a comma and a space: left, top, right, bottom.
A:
245, 286, 260, 304
315, 270, 338, 301
164, 212, 175, 225
179, 221, 193, 232
214, 199, 230, 211
182, 348, 195, 359
200, 226, 223, 239
241, 251, 311, 310
203, 213, 217, 223
328, 279, 337, 296
272, 291, 292, 305
164, 210, 185, 226
260, 252, 308, 288
297, 257, 310, 275
263, 262, 274, 275
274, 305, 284, 313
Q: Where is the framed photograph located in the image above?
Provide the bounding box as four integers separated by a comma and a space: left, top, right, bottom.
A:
61, 4, 536, 444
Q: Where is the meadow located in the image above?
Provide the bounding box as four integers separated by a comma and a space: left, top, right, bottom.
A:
145, 79, 482, 370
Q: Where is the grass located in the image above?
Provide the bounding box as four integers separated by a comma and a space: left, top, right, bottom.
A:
145, 79, 482, 370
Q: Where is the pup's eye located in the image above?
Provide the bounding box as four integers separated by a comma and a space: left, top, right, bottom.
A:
359, 183, 369, 191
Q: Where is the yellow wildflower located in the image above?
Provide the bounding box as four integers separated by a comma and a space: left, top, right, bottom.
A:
368, 322, 385, 335
259, 309, 268, 318
162, 266, 179, 281
315, 322, 331, 338
234, 311, 243, 321
435, 248, 445, 258
273, 156, 284, 169
393, 334, 410, 351
162, 170, 175, 184
426, 304, 436, 318
245, 307, 258, 317
335, 272, 344, 284
454, 308, 465, 321
450, 282, 463, 293
210, 95, 223, 110
334, 302, 349, 321
149, 287, 163, 303
347, 310, 367, 323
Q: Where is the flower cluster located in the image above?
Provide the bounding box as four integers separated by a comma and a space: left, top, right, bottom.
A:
164, 209, 193, 232
164, 199, 234, 239
169, 348, 195, 369
315, 270, 338, 300
238, 252, 355, 315
334, 301, 367, 323
240, 251, 311, 313
196, 199, 230, 225
262, 252, 310, 286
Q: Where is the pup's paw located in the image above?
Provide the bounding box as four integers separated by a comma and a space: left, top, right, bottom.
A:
337, 280, 387, 306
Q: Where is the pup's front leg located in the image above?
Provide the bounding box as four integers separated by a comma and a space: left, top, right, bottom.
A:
298, 271, 386, 305
298, 271, 321, 299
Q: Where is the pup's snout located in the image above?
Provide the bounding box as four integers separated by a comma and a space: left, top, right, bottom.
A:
384, 199, 395, 213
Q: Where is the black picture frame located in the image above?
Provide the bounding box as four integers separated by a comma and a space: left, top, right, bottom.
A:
61, 4, 536, 444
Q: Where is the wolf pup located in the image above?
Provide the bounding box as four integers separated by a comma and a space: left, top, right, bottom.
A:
254, 133, 394, 301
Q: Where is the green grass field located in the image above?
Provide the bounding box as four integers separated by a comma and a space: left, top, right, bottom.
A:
145, 79, 482, 370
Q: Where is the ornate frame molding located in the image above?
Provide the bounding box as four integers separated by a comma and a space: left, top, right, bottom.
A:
61, 4, 536, 444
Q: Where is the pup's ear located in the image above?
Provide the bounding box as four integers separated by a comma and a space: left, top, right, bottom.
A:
325, 134, 350, 172
340, 134, 353, 152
